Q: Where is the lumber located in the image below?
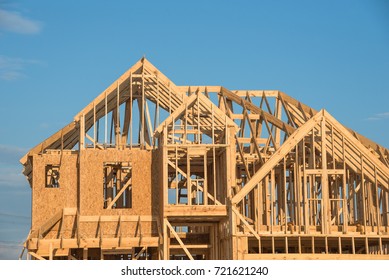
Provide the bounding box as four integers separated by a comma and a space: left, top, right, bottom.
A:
19, 57, 389, 261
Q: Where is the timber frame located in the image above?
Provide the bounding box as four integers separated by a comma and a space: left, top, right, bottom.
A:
20, 57, 389, 260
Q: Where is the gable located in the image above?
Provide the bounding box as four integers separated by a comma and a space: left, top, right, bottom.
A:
232, 109, 389, 205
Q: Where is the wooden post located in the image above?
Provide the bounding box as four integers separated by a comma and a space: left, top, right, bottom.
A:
93, 101, 96, 148
80, 114, 85, 150
49, 242, 53, 260
270, 169, 275, 234
116, 81, 121, 149
284, 158, 288, 233
361, 157, 367, 233
141, 72, 145, 148
321, 118, 329, 234
204, 153, 208, 205
130, 73, 133, 148
187, 150, 191, 206
374, 167, 381, 234
83, 248, 88, 260
163, 219, 169, 260
104, 91, 107, 146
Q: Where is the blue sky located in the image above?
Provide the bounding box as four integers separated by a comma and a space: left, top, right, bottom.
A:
0, 0, 388, 259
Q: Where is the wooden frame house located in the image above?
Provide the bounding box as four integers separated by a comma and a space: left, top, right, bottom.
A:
20, 58, 389, 260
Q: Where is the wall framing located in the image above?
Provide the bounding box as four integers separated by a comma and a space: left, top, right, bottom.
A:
20, 58, 389, 260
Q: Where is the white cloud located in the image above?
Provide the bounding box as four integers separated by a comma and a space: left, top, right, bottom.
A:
0, 8, 42, 34
0, 242, 24, 260
0, 70, 24, 80
0, 168, 26, 188
0, 144, 28, 188
0, 55, 43, 81
0, 144, 27, 165
367, 112, 389, 121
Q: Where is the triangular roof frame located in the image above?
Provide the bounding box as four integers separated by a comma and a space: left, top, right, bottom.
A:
232, 109, 389, 204
154, 91, 239, 138
20, 57, 389, 179
20, 57, 184, 165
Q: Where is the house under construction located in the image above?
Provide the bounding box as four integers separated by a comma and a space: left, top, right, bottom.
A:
20, 57, 389, 260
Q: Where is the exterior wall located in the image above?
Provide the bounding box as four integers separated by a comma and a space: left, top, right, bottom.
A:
78, 148, 158, 237
31, 148, 159, 239
79, 148, 154, 216
32, 152, 78, 230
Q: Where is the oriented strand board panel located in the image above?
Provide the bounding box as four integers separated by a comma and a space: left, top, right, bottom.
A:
79, 149, 154, 216
32, 153, 78, 230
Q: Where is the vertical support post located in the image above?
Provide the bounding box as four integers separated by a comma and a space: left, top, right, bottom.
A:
312, 236, 315, 254
209, 224, 214, 260
197, 93, 200, 143
130, 73, 133, 148
325, 236, 328, 254
342, 171, 348, 234
168, 83, 172, 114
321, 117, 329, 234
175, 147, 178, 205
116, 81, 121, 149
49, 242, 53, 260
163, 126, 168, 207
302, 137, 309, 234
83, 248, 88, 260
227, 126, 237, 259
153, 76, 159, 148
229, 208, 237, 259
383, 190, 388, 226
204, 153, 208, 205
104, 91, 107, 146
379, 236, 383, 255
361, 157, 367, 233
141, 72, 145, 148
163, 219, 169, 260
187, 151, 191, 206
213, 147, 217, 203
80, 114, 85, 150
338, 236, 342, 254
349, 171, 355, 224
342, 135, 348, 234
274, 94, 282, 149
211, 104, 215, 144
93, 101, 96, 148
298, 236, 302, 254
296, 142, 302, 233
284, 158, 288, 233
182, 102, 187, 144
270, 169, 275, 234
265, 175, 270, 228
254, 185, 259, 231
374, 167, 381, 234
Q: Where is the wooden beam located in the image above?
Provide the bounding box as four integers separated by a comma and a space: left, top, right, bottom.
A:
232, 206, 260, 241
106, 178, 132, 209
29, 252, 46, 260
133, 247, 147, 260
38, 209, 63, 238
164, 205, 227, 217
220, 87, 295, 135
165, 219, 194, 260
232, 110, 323, 204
